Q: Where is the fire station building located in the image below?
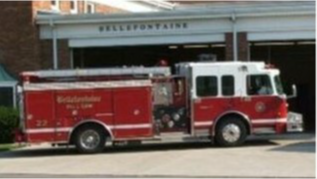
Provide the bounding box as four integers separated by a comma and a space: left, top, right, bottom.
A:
1, 1, 316, 131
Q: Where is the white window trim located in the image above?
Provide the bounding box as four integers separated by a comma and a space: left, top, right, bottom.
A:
70, 0, 78, 14
51, 0, 60, 12
86, 3, 95, 14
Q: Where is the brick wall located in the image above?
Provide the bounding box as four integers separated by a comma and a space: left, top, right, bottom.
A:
225, 32, 249, 61
0, 1, 39, 76
78, 1, 85, 13
39, 39, 70, 69
32, 1, 51, 15
0, 1, 124, 76
225, 33, 233, 61
95, 3, 123, 14
238, 32, 249, 61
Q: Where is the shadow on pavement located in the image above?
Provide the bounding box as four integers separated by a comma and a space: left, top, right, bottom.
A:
270, 141, 315, 153
0, 139, 276, 159
249, 132, 315, 141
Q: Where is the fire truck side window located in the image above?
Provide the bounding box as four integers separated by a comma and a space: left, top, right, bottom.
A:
196, 76, 218, 97
221, 75, 234, 96
247, 75, 273, 95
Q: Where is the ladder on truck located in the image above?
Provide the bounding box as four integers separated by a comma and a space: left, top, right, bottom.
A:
22, 66, 171, 78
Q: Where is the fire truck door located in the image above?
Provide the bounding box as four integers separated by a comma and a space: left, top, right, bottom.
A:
113, 87, 153, 138
192, 67, 220, 131
24, 91, 55, 142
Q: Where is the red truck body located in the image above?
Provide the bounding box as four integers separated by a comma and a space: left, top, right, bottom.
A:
16, 62, 302, 153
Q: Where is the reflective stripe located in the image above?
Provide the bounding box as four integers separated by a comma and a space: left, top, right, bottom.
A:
26, 128, 56, 134
25, 123, 152, 134
25, 118, 287, 134
194, 121, 213, 127
113, 124, 152, 129
251, 118, 287, 124
95, 113, 114, 117
26, 127, 72, 134
56, 128, 72, 132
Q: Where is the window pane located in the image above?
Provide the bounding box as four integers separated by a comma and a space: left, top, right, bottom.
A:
222, 76, 234, 96
196, 76, 218, 97
87, 4, 94, 13
247, 75, 273, 95
0, 87, 13, 107
70, 0, 75, 9
274, 76, 284, 95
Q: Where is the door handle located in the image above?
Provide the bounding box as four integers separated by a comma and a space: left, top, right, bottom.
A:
200, 106, 212, 110
241, 97, 252, 102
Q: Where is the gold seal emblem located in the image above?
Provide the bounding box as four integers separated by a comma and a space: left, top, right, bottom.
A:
255, 102, 266, 113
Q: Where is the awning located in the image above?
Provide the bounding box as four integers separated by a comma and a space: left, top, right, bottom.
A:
0, 64, 17, 86
0, 64, 17, 108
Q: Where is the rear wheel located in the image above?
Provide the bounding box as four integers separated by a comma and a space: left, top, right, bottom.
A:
74, 126, 106, 154
215, 117, 247, 147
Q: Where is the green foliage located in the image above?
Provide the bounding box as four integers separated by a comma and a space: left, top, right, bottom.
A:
0, 144, 17, 152
0, 106, 19, 143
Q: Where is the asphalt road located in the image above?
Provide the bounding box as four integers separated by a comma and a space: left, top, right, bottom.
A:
0, 133, 315, 178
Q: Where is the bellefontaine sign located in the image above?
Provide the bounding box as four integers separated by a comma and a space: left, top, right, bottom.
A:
98, 22, 188, 33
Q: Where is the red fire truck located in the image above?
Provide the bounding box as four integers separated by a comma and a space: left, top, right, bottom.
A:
15, 61, 303, 153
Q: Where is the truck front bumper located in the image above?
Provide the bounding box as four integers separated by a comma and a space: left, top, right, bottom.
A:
287, 112, 303, 132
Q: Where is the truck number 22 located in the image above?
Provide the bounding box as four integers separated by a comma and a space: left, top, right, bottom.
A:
36, 120, 48, 127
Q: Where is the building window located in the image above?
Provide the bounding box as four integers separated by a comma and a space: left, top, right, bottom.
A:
86, 3, 95, 14
70, 0, 78, 14
51, 0, 59, 11
70, 0, 75, 9
0, 87, 14, 108
222, 75, 234, 96
196, 76, 218, 97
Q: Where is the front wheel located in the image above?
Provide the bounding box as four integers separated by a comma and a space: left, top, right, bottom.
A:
215, 117, 247, 147
74, 126, 106, 154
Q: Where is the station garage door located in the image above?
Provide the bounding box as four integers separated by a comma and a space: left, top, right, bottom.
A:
251, 43, 315, 131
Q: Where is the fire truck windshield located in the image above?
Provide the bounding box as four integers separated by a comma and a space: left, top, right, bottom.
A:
274, 75, 284, 95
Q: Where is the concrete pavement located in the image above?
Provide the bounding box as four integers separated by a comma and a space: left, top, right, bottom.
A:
0, 174, 310, 179
0, 133, 315, 178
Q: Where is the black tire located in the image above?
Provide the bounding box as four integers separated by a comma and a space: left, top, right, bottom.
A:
215, 117, 247, 147
74, 126, 106, 154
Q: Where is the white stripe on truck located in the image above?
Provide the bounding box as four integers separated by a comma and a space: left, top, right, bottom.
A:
25, 123, 152, 134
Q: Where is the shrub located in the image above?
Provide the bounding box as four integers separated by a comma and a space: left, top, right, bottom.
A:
0, 106, 19, 143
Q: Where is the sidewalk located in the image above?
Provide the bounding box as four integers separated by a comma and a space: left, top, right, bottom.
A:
0, 132, 315, 178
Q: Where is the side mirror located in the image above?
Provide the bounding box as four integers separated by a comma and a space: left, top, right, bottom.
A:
287, 84, 297, 99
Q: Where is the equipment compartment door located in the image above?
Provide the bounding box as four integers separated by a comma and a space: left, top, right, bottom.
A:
113, 87, 153, 139
54, 89, 97, 141
24, 91, 55, 142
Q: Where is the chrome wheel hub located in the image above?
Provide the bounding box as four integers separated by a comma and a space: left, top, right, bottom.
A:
222, 124, 241, 143
80, 130, 100, 150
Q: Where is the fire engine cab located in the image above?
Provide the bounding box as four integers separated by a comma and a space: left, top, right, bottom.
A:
16, 61, 303, 153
